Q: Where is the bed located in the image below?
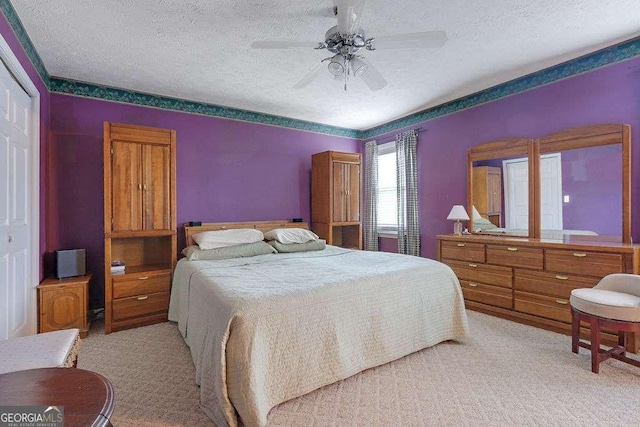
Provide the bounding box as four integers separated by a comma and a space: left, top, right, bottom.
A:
168, 221, 469, 427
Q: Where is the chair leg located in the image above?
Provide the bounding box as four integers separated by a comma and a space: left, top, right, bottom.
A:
571, 308, 580, 354
618, 331, 626, 357
589, 316, 601, 374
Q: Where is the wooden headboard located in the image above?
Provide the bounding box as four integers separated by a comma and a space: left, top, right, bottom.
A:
184, 220, 309, 246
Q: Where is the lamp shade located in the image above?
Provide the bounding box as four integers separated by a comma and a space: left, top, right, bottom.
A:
447, 205, 470, 221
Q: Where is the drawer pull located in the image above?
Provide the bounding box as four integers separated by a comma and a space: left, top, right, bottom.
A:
137, 295, 149, 301
573, 253, 587, 258
468, 283, 478, 287
137, 276, 149, 280
555, 275, 569, 280
555, 299, 569, 305
457, 243, 466, 247
468, 263, 478, 268
507, 247, 518, 251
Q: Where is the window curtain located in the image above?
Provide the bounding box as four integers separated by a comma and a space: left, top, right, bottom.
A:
363, 140, 379, 251
396, 130, 420, 256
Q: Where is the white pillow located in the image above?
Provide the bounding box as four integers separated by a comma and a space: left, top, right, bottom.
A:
264, 228, 319, 244
192, 229, 264, 250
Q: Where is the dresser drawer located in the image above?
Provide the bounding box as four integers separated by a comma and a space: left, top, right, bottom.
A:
112, 271, 171, 299
487, 245, 543, 269
441, 241, 485, 262
545, 249, 623, 277
112, 291, 170, 321
514, 290, 572, 323
514, 269, 599, 299
460, 280, 512, 309
443, 259, 512, 288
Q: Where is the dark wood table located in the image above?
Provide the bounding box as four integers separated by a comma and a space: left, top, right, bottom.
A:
0, 368, 114, 426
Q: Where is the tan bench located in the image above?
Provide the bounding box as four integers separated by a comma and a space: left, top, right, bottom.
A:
0, 329, 80, 374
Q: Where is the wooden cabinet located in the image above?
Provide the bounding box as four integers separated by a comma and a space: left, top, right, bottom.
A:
110, 140, 171, 232
437, 234, 640, 351
311, 151, 362, 249
104, 123, 176, 334
38, 274, 91, 338
472, 166, 502, 226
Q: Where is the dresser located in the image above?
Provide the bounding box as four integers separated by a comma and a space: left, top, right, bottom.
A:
38, 274, 91, 338
103, 122, 177, 334
437, 234, 640, 351
311, 150, 362, 249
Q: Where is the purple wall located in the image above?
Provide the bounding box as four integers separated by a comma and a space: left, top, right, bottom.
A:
372, 57, 640, 258
0, 12, 51, 280
559, 144, 621, 235
49, 94, 358, 307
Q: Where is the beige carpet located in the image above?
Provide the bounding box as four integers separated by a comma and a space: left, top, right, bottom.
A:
78, 311, 640, 426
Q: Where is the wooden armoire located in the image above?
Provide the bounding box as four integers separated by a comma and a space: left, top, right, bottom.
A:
472, 166, 502, 226
311, 151, 362, 249
103, 122, 177, 334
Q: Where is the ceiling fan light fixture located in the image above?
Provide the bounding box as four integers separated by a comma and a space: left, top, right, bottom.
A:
350, 56, 368, 77
328, 54, 345, 76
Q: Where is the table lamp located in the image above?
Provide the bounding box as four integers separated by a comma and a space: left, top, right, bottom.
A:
447, 205, 470, 235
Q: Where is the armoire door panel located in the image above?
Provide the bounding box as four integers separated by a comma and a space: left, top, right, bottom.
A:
111, 141, 143, 231
348, 163, 360, 221
332, 163, 347, 222
488, 170, 501, 214
143, 144, 171, 230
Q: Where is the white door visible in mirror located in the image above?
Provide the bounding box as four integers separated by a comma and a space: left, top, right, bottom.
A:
503, 158, 529, 230
540, 153, 563, 230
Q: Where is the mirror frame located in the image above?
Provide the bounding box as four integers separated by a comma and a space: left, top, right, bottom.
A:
537, 124, 631, 243
467, 138, 537, 236
467, 124, 631, 242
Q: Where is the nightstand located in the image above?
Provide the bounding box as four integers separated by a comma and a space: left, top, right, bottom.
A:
37, 273, 91, 338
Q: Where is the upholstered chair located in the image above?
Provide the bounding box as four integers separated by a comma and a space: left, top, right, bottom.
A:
570, 274, 640, 373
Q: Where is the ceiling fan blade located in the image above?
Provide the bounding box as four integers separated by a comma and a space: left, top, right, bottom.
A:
358, 58, 387, 91
333, 0, 367, 35
251, 40, 320, 49
371, 31, 448, 50
293, 61, 326, 89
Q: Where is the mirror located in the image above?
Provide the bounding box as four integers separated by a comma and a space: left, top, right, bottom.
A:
467, 138, 535, 236
467, 124, 631, 242
538, 124, 631, 242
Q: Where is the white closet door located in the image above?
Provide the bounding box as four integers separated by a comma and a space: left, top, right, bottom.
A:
0, 58, 33, 340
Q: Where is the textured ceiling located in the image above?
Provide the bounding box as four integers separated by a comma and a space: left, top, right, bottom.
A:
11, 0, 640, 130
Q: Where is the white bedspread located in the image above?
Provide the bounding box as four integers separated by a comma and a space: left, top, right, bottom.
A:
169, 246, 469, 427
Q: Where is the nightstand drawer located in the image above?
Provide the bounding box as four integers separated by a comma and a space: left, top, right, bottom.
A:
444, 259, 512, 288
487, 245, 543, 269
440, 241, 485, 262
545, 249, 622, 277
112, 271, 171, 299
112, 291, 170, 321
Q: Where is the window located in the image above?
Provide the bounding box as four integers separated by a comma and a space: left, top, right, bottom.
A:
377, 141, 397, 235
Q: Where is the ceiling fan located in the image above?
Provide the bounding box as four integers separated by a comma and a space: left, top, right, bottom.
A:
251, 0, 447, 91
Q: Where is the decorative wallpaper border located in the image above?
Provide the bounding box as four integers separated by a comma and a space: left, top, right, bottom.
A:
2, 0, 639, 140
48, 78, 360, 138
358, 37, 640, 140
0, 0, 49, 85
